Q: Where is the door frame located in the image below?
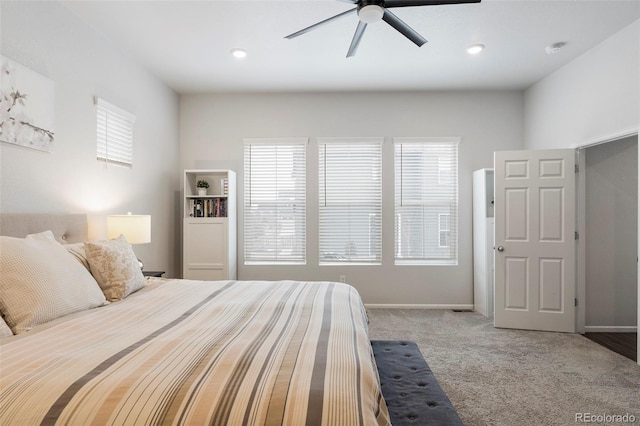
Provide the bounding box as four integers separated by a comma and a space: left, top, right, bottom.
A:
571, 128, 639, 366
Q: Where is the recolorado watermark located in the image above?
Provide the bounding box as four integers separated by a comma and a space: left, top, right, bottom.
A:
575, 413, 637, 423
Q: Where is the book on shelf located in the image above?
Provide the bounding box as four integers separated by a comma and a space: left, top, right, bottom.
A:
190, 198, 227, 218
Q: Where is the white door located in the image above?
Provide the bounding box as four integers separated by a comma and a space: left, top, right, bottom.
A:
494, 149, 576, 332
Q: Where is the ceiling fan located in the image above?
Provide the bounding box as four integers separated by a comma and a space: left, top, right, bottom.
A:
285, 0, 481, 58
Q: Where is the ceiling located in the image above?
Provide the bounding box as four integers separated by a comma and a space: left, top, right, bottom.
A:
61, 0, 640, 94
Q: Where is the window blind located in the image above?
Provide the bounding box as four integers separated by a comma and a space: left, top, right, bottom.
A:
95, 97, 135, 167
394, 138, 459, 265
244, 138, 307, 264
319, 138, 382, 265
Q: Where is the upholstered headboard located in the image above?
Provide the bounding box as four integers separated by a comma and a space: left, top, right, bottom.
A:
0, 214, 88, 244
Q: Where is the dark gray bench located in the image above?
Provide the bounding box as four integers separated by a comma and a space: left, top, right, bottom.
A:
371, 340, 463, 426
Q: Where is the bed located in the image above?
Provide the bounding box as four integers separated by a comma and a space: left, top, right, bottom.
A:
0, 214, 390, 425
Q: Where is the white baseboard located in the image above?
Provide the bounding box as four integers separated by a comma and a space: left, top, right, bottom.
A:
584, 325, 637, 333
365, 304, 474, 311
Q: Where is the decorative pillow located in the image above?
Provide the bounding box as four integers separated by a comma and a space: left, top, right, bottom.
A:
64, 242, 91, 271
0, 315, 13, 338
0, 231, 107, 334
84, 235, 145, 302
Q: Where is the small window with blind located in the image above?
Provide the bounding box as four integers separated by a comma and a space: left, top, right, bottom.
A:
394, 137, 459, 265
244, 138, 307, 265
95, 97, 135, 167
319, 137, 382, 265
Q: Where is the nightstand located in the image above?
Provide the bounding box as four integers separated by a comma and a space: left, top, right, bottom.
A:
142, 270, 165, 277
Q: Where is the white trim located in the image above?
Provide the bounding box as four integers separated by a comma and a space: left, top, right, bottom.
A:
571, 127, 638, 149
243, 137, 308, 146
584, 326, 638, 333
393, 136, 461, 145
365, 303, 474, 310
573, 131, 639, 365
317, 137, 384, 145
576, 149, 586, 334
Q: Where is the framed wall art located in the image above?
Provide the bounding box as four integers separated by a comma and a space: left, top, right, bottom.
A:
0, 55, 55, 152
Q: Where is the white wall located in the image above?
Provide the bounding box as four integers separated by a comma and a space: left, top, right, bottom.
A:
523, 19, 638, 361
584, 136, 637, 328
523, 20, 639, 149
180, 91, 524, 305
0, 2, 181, 277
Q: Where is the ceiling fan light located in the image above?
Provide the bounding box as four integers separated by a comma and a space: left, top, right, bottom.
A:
358, 5, 384, 24
467, 44, 485, 55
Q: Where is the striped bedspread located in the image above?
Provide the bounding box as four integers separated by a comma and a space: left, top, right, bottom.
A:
0, 279, 390, 426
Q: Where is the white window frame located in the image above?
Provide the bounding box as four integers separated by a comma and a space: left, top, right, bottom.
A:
243, 138, 307, 265
95, 97, 135, 167
394, 137, 459, 265
318, 137, 383, 265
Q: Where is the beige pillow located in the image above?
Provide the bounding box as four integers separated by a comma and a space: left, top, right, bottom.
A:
0, 315, 13, 338
84, 235, 145, 302
0, 231, 107, 334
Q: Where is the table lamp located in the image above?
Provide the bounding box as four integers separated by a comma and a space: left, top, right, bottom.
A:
107, 212, 151, 269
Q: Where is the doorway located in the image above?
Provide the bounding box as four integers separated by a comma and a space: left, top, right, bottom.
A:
580, 135, 638, 361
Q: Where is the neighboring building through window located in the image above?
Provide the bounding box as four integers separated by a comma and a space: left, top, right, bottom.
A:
394, 137, 459, 265
95, 97, 135, 167
244, 138, 307, 264
438, 213, 451, 248
318, 137, 382, 265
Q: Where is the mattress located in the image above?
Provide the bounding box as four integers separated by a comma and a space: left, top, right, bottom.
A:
0, 279, 389, 426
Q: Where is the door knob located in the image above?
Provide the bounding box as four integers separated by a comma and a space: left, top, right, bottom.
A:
497, 246, 504, 252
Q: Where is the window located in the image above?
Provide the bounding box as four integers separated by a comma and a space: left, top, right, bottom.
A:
394, 138, 459, 265
244, 138, 307, 264
95, 97, 135, 167
319, 138, 382, 265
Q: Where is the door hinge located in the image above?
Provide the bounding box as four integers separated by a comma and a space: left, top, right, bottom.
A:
575, 231, 579, 240
574, 298, 578, 307
575, 164, 579, 173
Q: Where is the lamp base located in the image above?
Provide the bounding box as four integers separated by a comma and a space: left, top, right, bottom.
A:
138, 258, 144, 270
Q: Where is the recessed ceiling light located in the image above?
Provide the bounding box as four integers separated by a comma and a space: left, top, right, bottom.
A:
467, 44, 485, 55
230, 48, 247, 59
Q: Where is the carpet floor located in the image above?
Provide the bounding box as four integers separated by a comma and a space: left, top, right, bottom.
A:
366, 309, 640, 426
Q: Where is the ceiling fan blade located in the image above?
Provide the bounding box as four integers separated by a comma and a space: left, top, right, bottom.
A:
337, 0, 358, 3
382, 10, 427, 47
285, 8, 357, 39
346, 21, 368, 57
384, 0, 481, 7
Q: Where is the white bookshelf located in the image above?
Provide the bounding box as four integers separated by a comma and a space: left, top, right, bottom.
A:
183, 169, 236, 280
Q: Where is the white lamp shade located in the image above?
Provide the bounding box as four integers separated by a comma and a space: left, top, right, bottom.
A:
107, 214, 151, 244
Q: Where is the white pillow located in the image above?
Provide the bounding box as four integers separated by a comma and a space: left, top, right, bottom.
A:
64, 242, 91, 271
84, 234, 145, 302
0, 231, 107, 334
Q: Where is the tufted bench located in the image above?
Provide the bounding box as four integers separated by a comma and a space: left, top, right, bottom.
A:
371, 340, 463, 426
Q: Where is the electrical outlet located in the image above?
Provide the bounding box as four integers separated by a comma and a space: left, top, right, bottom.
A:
339, 275, 346, 283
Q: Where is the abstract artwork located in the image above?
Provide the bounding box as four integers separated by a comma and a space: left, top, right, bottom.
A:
0, 55, 55, 152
